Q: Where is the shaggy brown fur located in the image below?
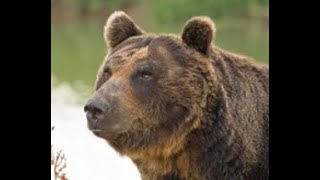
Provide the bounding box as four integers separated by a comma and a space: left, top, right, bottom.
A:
86, 11, 269, 180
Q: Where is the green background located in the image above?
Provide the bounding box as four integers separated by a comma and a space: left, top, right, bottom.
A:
51, 0, 269, 89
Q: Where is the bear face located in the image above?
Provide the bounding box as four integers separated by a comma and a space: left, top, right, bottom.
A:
84, 11, 219, 155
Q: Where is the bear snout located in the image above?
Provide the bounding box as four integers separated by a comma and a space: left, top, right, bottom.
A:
84, 98, 128, 134
84, 98, 110, 129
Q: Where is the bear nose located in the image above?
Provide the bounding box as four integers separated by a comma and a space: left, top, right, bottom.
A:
84, 99, 109, 123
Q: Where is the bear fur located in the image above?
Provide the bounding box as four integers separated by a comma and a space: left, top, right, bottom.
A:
86, 11, 269, 180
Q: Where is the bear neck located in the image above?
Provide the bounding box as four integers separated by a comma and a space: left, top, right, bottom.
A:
131, 94, 248, 180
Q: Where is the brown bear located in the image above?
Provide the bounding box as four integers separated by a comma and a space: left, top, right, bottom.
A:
84, 11, 269, 180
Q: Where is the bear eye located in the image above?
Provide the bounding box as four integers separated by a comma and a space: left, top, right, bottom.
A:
140, 70, 153, 80
103, 66, 112, 76
138, 66, 154, 80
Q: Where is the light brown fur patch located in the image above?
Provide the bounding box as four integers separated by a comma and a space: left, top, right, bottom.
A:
126, 47, 149, 61
122, 115, 203, 176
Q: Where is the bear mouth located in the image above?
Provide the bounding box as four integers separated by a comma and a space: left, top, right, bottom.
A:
89, 128, 103, 137
87, 120, 103, 136
88, 124, 125, 138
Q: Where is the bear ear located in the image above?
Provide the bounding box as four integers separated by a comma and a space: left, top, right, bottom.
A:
104, 11, 144, 49
181, 16, 216, 55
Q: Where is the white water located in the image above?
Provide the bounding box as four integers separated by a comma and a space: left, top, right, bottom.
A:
51, 79, 141, 180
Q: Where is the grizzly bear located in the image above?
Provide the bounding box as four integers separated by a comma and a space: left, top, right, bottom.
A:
84, 11, 269, 180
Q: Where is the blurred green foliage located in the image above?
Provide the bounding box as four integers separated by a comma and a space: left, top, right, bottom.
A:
51, 0, 268, 87
148, 0, 267, 24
